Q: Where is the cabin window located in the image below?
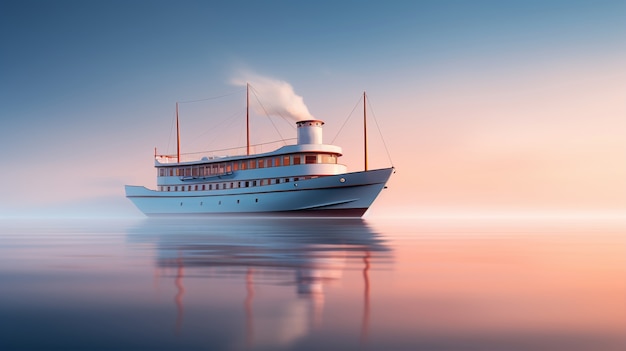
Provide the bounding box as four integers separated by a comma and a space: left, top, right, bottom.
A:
274, 157, 281, 167
159, 169, 165, 177
202, 185, 206, 190
192, 167, 199, 177
252, 180, 257, 187
321, 154, 335, 164
245, 181, 249, 187
218, 164, 224, 174
248, 159, 256, 169
233, 162, 239, 171
209, 184, 213, 190
195, 185, 198, 191
283, 156, 290, 166
305, 155, 317, 164
230, 182, 234, 189
226, 164, 232, 173
293, 155, 301, 165
258, 159, 265, 168
284, 178, 290, 183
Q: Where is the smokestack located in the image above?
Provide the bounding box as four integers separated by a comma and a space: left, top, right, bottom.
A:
296, 120, 324, 145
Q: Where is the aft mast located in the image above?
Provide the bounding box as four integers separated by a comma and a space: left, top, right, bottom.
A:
176, 102, 181, 163
363, 91, 368, 171
246, 83, 251, 156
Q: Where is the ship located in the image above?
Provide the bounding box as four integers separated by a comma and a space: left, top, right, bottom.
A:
125, 86, 393, 217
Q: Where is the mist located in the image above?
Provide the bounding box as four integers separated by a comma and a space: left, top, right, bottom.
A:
231, 71, 314, 121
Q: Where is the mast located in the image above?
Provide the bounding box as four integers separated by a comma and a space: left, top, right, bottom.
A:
246, 83, 250, 156
176, 102, 181, 163
363, 91, 368, 171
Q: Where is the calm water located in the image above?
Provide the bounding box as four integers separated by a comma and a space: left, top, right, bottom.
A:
1, 217, 624, 351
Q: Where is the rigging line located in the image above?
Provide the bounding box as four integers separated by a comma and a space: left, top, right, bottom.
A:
248, 85, 287, 144
366, 98, 395, 167
331, 94, 363, 144
177, 89, 244, 104
190, 109, 242, 146
247, 85, 296, 131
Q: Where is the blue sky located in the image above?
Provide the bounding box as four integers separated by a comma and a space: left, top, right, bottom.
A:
1, 0, 625, 217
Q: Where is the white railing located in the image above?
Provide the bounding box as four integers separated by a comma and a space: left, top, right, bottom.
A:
155, 139, 296, 164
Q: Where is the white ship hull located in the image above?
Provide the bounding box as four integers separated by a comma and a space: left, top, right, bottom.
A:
126, 168, 392, 217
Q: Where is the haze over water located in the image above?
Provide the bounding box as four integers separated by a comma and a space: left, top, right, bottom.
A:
1, 217, 624, 350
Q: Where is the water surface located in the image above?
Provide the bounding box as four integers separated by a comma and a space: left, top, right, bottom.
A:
1, 217, 624, 350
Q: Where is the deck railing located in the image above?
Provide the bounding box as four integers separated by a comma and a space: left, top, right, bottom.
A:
155, 139, 296, 164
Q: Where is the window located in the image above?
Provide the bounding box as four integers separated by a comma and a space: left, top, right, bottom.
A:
209, 184, 213, 190
167, 186, 171, 191
159, 168, 165, 177
248, 159, 256, 169
293, 155, 301, 165
252, 180, 257, 186
226, 164, 232, 173
322, 154, 336, 164
169, 169, 174, 176
274, 157, 281, 167
240, 161, 247, 170
195, 185, 198, 191
283, 156, 290, 166
193, 167, 199, 177
305, 155, 317, 164
258, 159, 265, 168
202, 185, 206, 190
230, 182, 234, 189
233, 162, 239, 171
245, 181, 249, 187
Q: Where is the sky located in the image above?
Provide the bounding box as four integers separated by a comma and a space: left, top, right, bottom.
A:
1, 0, 625, 218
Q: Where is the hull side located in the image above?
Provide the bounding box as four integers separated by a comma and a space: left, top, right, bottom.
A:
125, 167, 392, 217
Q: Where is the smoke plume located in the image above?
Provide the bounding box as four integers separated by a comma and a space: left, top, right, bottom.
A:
231, 71, 314, 121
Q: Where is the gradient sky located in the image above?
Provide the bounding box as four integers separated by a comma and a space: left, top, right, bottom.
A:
1, 0, 625, 218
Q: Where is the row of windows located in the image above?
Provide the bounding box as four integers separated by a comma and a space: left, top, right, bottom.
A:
158, 153, 338, 177
158, 176, 318, 192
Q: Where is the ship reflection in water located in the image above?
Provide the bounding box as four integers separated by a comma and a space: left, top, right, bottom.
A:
126, 218, 391, 349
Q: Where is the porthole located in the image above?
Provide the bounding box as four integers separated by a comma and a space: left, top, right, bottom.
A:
340, 178, 346, 183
